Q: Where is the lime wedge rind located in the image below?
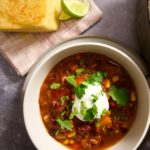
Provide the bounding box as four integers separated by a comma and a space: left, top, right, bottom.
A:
59, 11, 72, 21
61, 0, 90, 18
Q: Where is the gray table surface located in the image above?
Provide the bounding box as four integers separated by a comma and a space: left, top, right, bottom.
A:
0, 0, 150, 150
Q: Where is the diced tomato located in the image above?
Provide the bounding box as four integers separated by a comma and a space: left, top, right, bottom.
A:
76, 76, 84, 84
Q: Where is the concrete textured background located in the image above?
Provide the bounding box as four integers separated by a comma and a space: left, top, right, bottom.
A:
0, 0, 150, 150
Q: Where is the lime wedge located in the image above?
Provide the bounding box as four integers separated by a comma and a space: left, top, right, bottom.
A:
61, 0, 90, 18
59, 11, 71, 20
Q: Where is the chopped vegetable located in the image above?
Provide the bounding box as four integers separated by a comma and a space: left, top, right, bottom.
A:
60, 96, 69, 105
68, 132, 76, 138
100, 90, 104, 96
61, 111, 66, 116
63, 139, 69, 145
81, 101, 87, 109
66, 75, 77, 87
74, 107, 78, 114
74, 84, 87, 99
104, 79, 111, 88
91, 94, 99, 102
84, 105, 98, 121
109, 85, 129, 106
112, 76, 120, 83
56, 117, 73, 131
87, 72, 107, 85
50, 83, 61, 89
97, 116, 112, 130
76, 68, 84, 75
102, 108, 108, 116
69, 112, 75, 120
55, 130, 60, 135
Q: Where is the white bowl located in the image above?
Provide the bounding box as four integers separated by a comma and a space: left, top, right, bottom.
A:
23, 37, 150, 150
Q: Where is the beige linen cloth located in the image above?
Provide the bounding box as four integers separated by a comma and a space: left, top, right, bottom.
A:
0, 0, 102, 76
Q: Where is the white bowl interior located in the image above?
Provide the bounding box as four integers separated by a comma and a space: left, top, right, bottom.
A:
23, 40, 150, 150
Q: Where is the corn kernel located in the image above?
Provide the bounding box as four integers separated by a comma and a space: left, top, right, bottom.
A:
131, 92, 136, 102
112, 76, 119, 83
69, 139, 75, 144
68, 132, 76, 138
107, 110, 111, 116
63, 139, 69, 145
105, 79, 111, 88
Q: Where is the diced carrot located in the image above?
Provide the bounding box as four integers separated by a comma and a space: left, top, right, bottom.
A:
71, 65, 78, 71
76, 76, 84, 84
97, 116, 112, 130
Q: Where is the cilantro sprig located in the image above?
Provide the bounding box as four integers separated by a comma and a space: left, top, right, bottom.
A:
109, 85, 129, 106
83, 104, 98, 121
87, 72, 107, 85
74, 84, 87, 99
66, 75, 77, 87
56, 117, 73, 131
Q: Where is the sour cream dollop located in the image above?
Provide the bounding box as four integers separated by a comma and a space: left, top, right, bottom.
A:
72, 83, 109, 121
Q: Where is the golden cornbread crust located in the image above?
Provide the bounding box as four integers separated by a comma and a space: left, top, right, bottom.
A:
0, 0, 61, 32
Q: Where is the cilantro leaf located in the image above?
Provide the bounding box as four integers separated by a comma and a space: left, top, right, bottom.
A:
102, 108, 108, 116
91, 94, 99, 102
76, 68, 84, 75
69, 112, 75, 120
109, 85, 129, 106
87, 72, 107, 84
56, 118, 73, 131
66, 75, 77, 87
74, 84, 87, 99
84, 104, 98, 121
81, 101, 87, 109
50, 83, 61, 89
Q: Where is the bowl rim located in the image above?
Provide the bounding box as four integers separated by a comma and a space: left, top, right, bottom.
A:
22, 36, 150, 150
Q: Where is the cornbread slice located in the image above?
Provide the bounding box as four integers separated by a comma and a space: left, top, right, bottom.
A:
0, 0, 61, 32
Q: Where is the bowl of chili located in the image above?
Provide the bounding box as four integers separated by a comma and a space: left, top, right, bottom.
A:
23, 36, 150, 150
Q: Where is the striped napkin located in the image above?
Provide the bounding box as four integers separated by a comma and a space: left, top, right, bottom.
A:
0, 0, 102, 76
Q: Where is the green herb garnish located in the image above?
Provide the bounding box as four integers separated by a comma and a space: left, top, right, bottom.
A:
74, 84, 87, 99
100, 90, 104, 96
74, 107, 78, 114
61, 111, 66, 117
66, 75, 77, 87
91, 94, 99, 102
102, 108, 108, 116
55, 130, 60, 135
87, 72, 107, 85
50, 83, 61, 89
76, 68, 84, 75
109, 85, 129, 106
56, 118, 73, 131
84, 104, 98, 121
60, 96, 69, 105
69, 112, 75, 120
81, 101, 87, 109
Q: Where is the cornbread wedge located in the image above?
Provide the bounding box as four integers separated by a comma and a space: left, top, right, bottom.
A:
0, 0, 61, 32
